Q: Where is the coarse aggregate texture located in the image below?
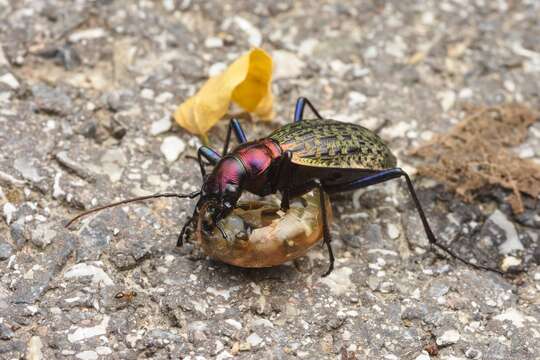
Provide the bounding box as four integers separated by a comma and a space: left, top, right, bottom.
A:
0, 1, 539, 359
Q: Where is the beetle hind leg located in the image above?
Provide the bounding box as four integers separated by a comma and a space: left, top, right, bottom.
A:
313, 179, 335, 277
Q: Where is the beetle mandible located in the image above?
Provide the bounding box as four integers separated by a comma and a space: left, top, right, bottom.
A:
67, 97, 501, 276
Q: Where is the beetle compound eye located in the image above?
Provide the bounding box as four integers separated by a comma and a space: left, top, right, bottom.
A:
195, 190, 332, 268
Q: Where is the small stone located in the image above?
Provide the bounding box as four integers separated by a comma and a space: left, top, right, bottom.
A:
273, 50, 305, 80
436, 329, 460, 346
150, 116, 172, 135
246, 333, 263, 347
162, 0, 175, 11
208, 62, 227, 76
64, 263, 114, 286
0, 73, 20, 89
160, 136, 186, 162
68, 28, 107, 42
0, 323, 15, 340
140, 88, 155, 99
27, 336, 43, 360
319, 267, 353, 295
30, 223, 56, 248
205, 37, 223, 48
386, 224, 400, 239
348, 91, 367, 107
0, 241, 13, 260
465, 347, 482, 359
3, 202, 17, 224
67, 316, 110, 342
494, 308, 529, 328
231, 16, 261, 46
438, 90, 456, 112
488, 210, 524, 254
415, 351, 431, 360
100, 148, 127, 183
216, 351, 233, 360
155, 92, 174, 103
225, 319, 242, 330
14, 158, 43, 183
76, 351, 98, 360
500, 255, 522, 272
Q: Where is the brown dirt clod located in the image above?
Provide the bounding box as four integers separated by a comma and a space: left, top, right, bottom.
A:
410, 104, 540, 213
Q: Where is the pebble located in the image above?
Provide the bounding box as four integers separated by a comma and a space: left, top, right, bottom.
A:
320, 267, 353, 295
30, 224, 56, 248
64, 263, 114, 286
225, 319, 242, 330
500, 255, 522, 272
488, 210, 524, 254
27, 336, 43, 360
246, 333, 263, 347
205, 37, 223, 48
160, 136, 186, 162
100, 148, 127, 183
231, 16, 262, 46
436, 329, 460, 346
68, 28, 107, 42
216, 351, 233, 360
386, 224, 400, 239
208, 62, 227, 76
67, 315, 110, 342
0, 73, 20, 89
75, 351, 98, 360
494, 308, 529, 328
348, 90, 367, 106
150, 116, 172, 135
438, 90, 456, 112
155, 92, 174, 104
13, 158, 43, 183
415, 352, 431, 360
3, 202, 17, 224
0, 322, 15, 340
273, 50, 305, 80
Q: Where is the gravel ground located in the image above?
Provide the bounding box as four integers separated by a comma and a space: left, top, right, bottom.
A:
1, 1, 540, 359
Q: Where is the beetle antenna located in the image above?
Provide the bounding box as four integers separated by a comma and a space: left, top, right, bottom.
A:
65, 191, 201, 228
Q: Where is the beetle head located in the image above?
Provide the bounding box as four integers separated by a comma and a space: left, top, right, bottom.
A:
199, 156, 245, 226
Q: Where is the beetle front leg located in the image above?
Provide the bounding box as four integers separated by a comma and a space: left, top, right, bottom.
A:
197, 146, 221, 178
277, 151, 293, 211
222, 118, 248, 156
294, 97, 323, 122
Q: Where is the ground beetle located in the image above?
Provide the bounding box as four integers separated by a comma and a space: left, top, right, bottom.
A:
67, 98, 501, 276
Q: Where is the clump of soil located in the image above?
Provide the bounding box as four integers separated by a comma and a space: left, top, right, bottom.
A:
411, 104, 540, 213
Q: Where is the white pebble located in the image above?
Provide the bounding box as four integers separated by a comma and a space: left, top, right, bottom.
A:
68, 28, 107, 42
76, 351, 98, 360
246, 333, 263, 347
208, 62, 227, 77
140, 88, 155, 100
415, 351, 431, 360
160, 136, 186, 162
273, 50, 305, 80
387, 224, 400, 239
436, 329, 460, 346
225, 319, 242, 330
348, 91, 368, 107
205, 37, 223, 48
3, 202, 17, 224
150, 116, 172, 135
0, 73, 20, 89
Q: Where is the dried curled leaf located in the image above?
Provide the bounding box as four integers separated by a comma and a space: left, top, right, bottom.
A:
410, 104, 540, 213
174, 48, 273, 136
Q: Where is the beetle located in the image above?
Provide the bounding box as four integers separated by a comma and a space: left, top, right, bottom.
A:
67, 97, 501, 276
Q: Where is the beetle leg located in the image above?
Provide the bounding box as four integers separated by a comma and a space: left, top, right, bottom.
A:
197, 146, 221, 177
294, 97, 323, 122
324, 168, 502, 275
222, 118, 248, 155
313, 179, 334, 277
277, 151, 293, 211
177, 213, 197, 246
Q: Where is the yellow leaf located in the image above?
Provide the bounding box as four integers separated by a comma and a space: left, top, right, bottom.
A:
174, 48, 274, 136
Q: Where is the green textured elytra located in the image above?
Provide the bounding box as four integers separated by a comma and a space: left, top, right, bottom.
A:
269, 119, 396, 170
